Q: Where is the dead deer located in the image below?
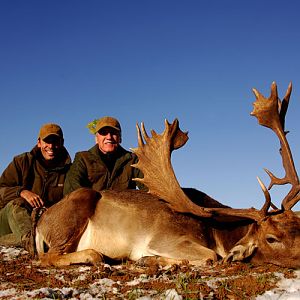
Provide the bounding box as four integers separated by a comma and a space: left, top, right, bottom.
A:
35, 82, 300, 268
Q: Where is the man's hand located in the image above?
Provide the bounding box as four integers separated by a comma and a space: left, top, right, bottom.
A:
20, 190, 44, 208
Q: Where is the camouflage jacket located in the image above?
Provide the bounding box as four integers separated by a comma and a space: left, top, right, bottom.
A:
0, 145, 71, 209
63, 144, 146, 195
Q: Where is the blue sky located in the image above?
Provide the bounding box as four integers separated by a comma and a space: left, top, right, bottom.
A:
1, 0, 300, 210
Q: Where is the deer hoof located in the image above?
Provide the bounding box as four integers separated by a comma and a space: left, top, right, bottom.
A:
136, 256, 159, 267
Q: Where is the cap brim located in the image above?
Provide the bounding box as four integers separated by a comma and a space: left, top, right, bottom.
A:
97, 126, 121, 132
41, 133, 62, 140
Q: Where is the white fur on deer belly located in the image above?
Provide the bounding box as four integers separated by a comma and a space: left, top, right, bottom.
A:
76, 220, 154, 260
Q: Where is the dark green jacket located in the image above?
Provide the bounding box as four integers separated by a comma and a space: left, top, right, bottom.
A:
0, 146, 71, 209
63, 144, 146, 195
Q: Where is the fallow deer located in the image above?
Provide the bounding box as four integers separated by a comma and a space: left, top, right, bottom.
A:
35, 82, 300, 268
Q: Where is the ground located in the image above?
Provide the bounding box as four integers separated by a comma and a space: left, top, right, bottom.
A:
0, 246, 298, 299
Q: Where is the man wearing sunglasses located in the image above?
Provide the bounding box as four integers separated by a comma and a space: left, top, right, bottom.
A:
63, 116, 146, 195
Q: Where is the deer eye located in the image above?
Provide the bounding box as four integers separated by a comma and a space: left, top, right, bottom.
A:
266, 234, 279, 244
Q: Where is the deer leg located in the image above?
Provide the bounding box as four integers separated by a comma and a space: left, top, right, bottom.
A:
136, 256, 189, 267
144, 237, 217, 266
39, 249, 104, 267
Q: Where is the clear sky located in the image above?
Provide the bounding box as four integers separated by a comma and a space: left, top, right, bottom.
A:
1, 0, 300, 210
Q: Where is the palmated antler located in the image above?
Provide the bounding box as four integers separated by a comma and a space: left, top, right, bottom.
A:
132, 119, 271, 222
132, 119, 211, 218
251, 82, 300, 210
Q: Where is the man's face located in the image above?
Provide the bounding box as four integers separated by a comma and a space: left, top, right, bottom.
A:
96, 126, 121, 154
37, 135, 63, 160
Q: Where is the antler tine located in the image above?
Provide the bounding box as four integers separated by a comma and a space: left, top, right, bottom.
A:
252, 88, 262, 99
271, 81, 278, 97
257, 176, 271, 216
279, 82, 292, 132
137, 123, 145, 147
141, 122, 150, 143
264, 168, 281, 190
251, 82, 300, 210
256, 176, 279, 215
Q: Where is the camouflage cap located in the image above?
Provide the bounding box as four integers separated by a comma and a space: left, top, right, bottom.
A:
38, 123, 63, 140
94, 116, 121, 133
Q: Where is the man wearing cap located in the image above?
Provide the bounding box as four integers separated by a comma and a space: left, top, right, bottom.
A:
63, 116, 146, 195
0, 123, 71, 250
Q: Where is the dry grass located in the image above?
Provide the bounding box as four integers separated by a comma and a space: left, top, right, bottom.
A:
0, 247, 296, 299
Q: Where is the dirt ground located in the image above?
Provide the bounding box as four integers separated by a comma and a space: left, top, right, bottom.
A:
0, 246, 296, 299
